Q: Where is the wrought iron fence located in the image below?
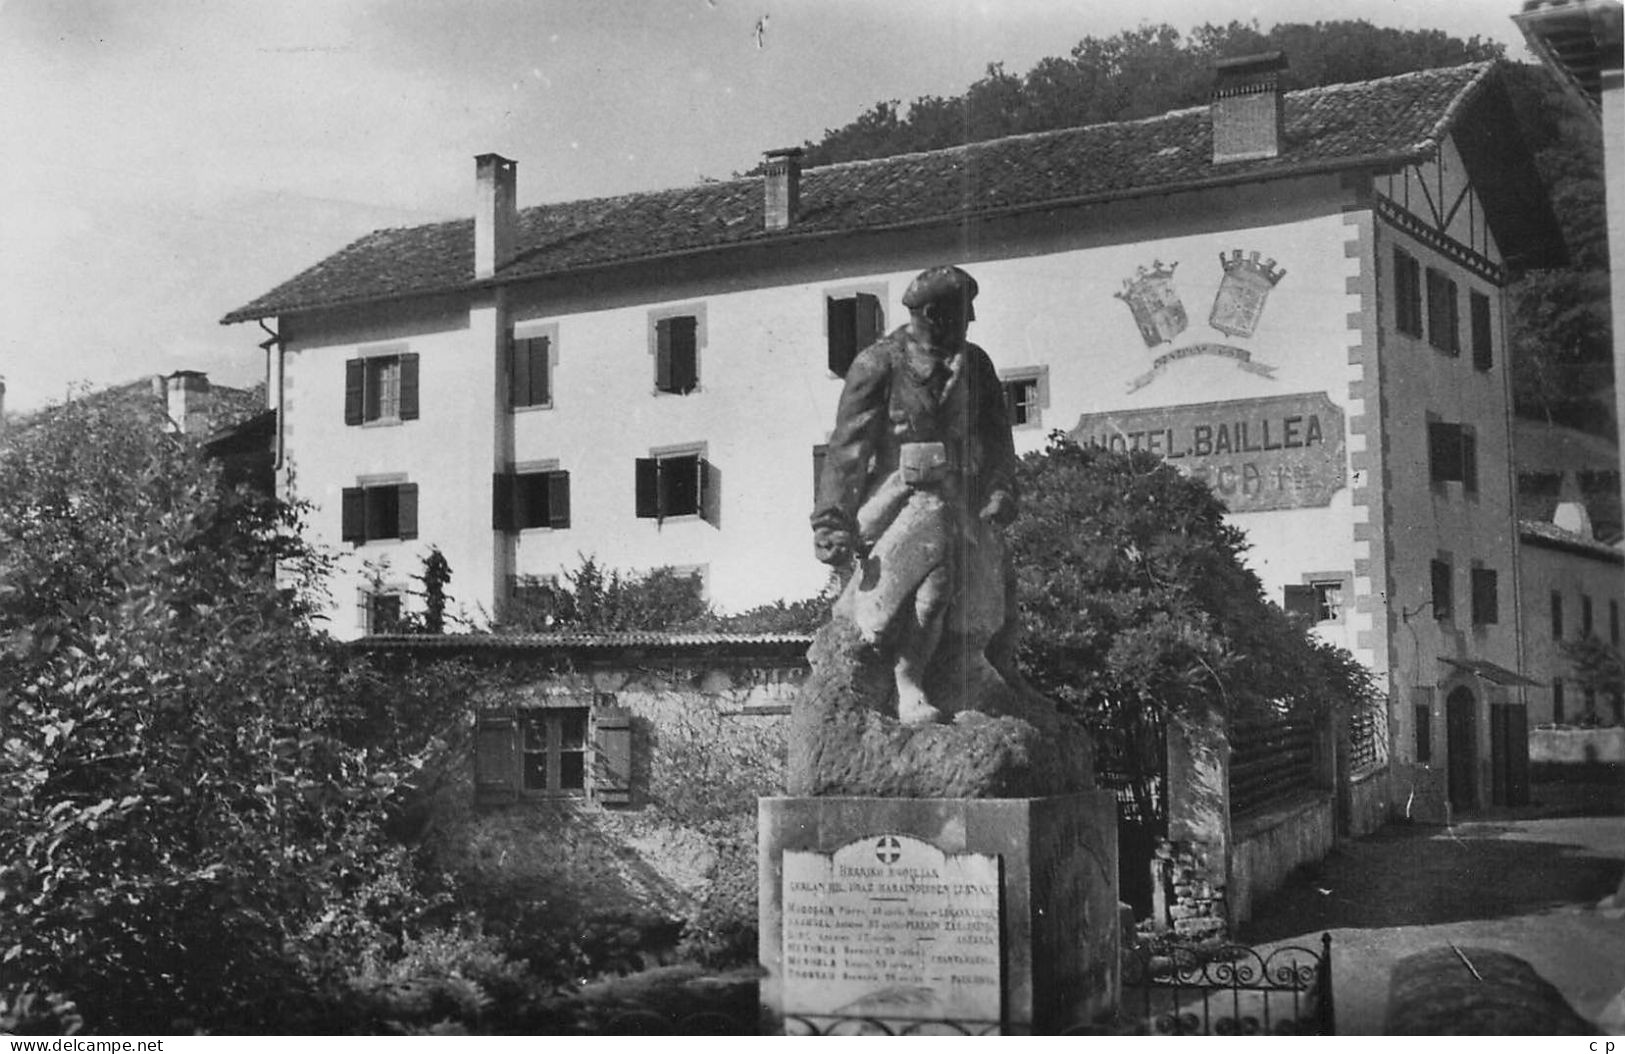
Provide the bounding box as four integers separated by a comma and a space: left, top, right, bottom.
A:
1115, 934, 1334, 1035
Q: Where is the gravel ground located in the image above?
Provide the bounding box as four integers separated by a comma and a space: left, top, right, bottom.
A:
1238, 781, 1625, 1035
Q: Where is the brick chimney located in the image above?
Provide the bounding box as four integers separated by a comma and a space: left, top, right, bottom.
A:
475, 153, 518, 279
763, 147, 803, 231
165, 370, 212, 436
1212, 52, 1288, 164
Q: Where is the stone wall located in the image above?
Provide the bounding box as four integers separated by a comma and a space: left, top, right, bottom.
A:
1227, 793, 1334, 929
1344, 767, 1392, 837
1531, 725, 1625, 765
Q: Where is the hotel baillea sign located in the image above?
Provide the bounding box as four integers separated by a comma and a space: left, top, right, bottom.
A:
1070, 393, 1346, 512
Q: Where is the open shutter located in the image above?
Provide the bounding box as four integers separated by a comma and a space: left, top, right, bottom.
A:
655, 319, 674, 392
492, 472, 514, 531
700, 458, 721, 526
510, 338, 530, 409
812, 444, 828, 499
593, 707, 632, 805
475, 713, 520, 804
533, 337, 551, 406
1283, 584, 1317, 620
827, 297, 857, 376
548, 471, 571, 529
341, 487, 365, 544
635, 458, 661, 519
344, 360, 365, 425
398, 353, 420, 420
671, 316, 698, 393
1428, 422, 1462, 483
397, 483, 418, 540
1461, 429, 1478, 493
856, 292, 883, 350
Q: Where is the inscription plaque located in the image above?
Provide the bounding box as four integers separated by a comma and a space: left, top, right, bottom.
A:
781, 834, 1002, 1025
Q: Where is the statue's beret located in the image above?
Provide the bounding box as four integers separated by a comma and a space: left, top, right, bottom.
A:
901, 265, 979, 309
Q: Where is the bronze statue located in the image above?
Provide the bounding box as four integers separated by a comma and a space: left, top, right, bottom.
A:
811, 265, 1021, 724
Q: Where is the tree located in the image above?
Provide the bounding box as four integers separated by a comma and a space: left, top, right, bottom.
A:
1007, 436, 1380, 823
0, 395, 438, 1033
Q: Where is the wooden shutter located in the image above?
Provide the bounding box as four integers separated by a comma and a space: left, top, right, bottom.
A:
1461, 428, 1478, 493
533, 337, 551, 406
635, 457, 661, 518
1431, 560, 1453, 620
548, 470, 571, 529
655, 319, 674, 392
1283, 584, 1318, 619
827, 297, 857, 377
344, 360, 365, 425
492, 472, 514, 531
593, 706, 633, 805
1411, 686, 1435, 763
1471, 291, 1492, 371
856, 292, 883, 349
474, 713, 520, 804
341, 486, 365, 543
1428, 422, 1462, 483
699, 458, 720, 526
398, 353, 420, 419
397, 483, 418, 540
670, 316, 698, 393
509, 337, 529, 409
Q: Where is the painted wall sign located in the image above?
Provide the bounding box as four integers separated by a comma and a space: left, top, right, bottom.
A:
781, 835, 1002, 1026
1114, 250, 1287, 392
1070, 392, 1347, 512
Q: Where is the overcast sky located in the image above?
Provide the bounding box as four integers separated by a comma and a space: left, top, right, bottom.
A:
0, 0, 1532, 413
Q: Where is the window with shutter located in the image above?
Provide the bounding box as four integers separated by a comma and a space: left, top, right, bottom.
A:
345, 482, 416, 543
812, 443, 828, 499
1412, 687, 1434, 763
510, 335, 552, 409
520, 708, 588, 795
1428, 421, 1463, 484
1431, 558, 1453, 621
1394, 248, 1422, 337
346, 351, 416, 424
826, 291, 884, 377
1552, 679, 1565, 724
1470, 291, 1492, 371
1460, 428, 1477, 494
1426, 268, 1459, 354
654, 315, 699, 394
1551, 591, 1564, 639
635, 451, 708, 520
1471, 566, 1498, 625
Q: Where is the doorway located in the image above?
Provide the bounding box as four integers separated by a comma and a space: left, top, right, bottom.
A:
1446, 686, 1478, 812
1490, 702, 1531, 807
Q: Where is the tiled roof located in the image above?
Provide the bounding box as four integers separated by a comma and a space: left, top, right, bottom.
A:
356, 630, 814, 654
6, 377, 265, 437
1520, 518, 1625, 561
223, 62, 1547, 325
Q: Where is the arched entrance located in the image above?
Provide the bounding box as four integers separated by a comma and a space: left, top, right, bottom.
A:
1445, 685, 1478, 812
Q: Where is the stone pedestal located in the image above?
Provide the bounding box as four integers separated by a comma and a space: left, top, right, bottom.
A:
758, 793, 1119, 1035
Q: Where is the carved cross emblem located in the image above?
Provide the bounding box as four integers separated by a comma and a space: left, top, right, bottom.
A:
874, 836, 901, 865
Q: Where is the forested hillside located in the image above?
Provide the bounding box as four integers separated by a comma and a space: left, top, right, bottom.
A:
790, 20, 1612, 437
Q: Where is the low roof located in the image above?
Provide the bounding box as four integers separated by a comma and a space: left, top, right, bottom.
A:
223, 61, 1565, 326
355, 630, 814, 660
1520, 517, 1625, 562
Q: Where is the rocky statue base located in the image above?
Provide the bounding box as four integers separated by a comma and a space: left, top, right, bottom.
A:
787, 615, 1095, 798
758, 793, 1120, 1035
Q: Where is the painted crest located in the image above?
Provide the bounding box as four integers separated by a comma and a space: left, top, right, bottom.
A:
1115, 260, 1187, 347
1209, 250, 1286, 339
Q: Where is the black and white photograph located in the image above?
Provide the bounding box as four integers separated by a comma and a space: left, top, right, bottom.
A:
0, 0, 1620, 1038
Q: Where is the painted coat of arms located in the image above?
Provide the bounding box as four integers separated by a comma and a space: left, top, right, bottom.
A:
1115, 249, 1287, 391
1114, 261, 1187, 346
1210, 250, 1286, 338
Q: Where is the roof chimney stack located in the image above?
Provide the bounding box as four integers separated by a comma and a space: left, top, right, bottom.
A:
1212, 52, 1288, 164
165, 370, 212, 436
475, 153, 518, 279
763, 147, 803, 231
